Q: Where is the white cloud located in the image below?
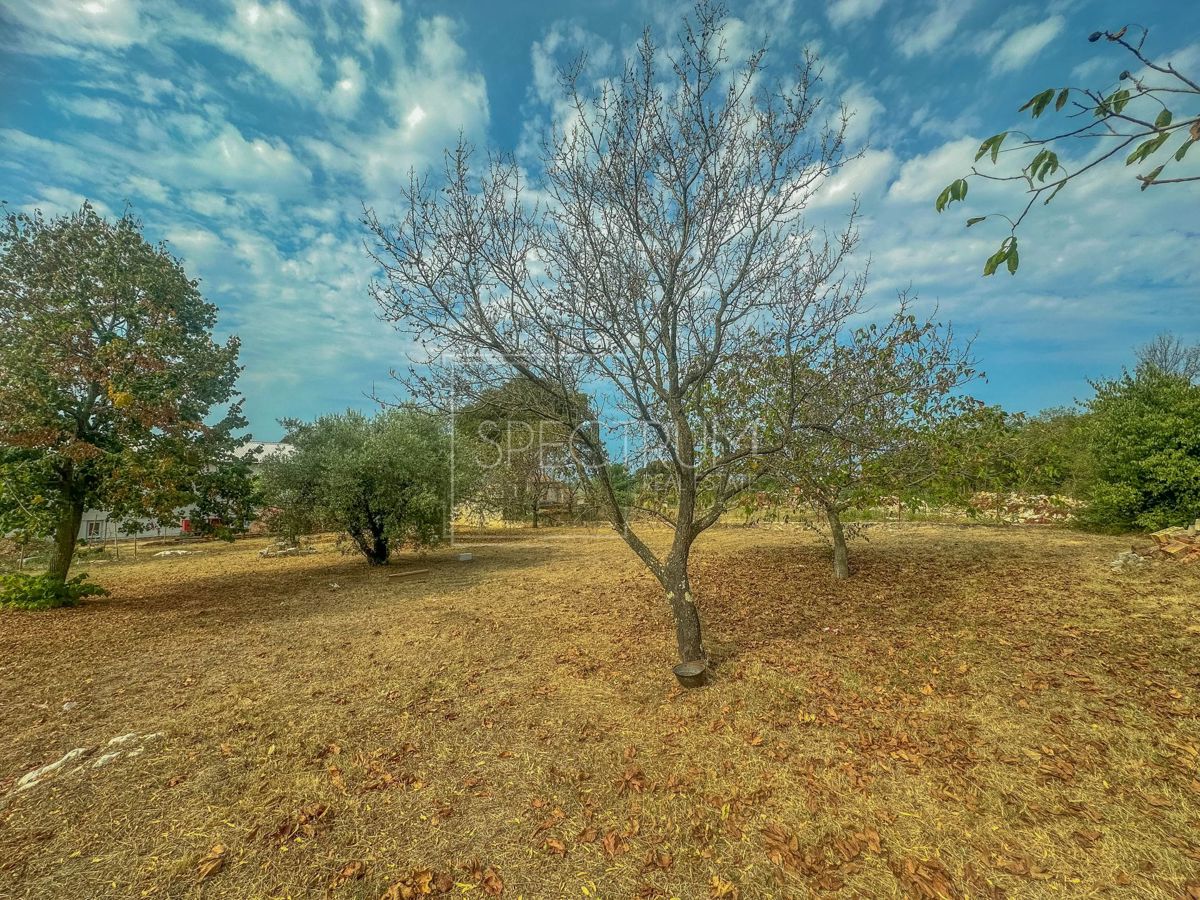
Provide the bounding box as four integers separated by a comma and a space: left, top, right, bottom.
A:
123, 174, 169, 204
2, 0, 145, 53
809, 149, 898, 210
359, 0, 402, 46
216, 0, 324, 99
324, 56, 365, 118
54, 95, 125, 122
991, 16, 1065, 73
892, 0, 973, 59
826, 0, 884, 29
886, 137, 978, 203
841, 83, 884, 145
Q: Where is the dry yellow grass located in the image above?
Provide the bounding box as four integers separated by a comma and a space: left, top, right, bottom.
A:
1, 523, 1198, 899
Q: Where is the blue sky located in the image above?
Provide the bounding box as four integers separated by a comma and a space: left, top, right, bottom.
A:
2, 0, 1197, 439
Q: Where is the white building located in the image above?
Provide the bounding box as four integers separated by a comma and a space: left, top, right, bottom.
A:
75, 441, 293, 542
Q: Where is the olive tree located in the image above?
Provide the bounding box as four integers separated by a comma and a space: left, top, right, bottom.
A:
0, 202, 248, 589
258, 409, 455, 565
365, 3, 862, 666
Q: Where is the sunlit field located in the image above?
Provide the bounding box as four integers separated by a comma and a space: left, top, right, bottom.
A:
2, 523, 1197, 899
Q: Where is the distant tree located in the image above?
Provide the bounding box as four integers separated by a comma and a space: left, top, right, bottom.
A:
1137, 331, 1200, 382
0, 203, 249, 593
458, 378, 583, 527
365, 3, 861, 666
1077, 368, 1200, 531
258, 409, 456, 565
935, 25, 1198, 275
900, 403, 1089, 507
758, 309, 974, 578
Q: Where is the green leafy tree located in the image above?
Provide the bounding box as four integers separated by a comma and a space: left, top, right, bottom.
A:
757, 309, 974, 578
258, 409, 457, 565
936, 25, 1198, 275
0, 202, 249, 592
1078, 368, 1200, 531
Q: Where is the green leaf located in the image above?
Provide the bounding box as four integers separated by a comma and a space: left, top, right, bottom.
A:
1042, 180, 1067, 205
935, 184, 952, 212
975, 133, 1007, 164
1055, 88, 1070, 111
990, 132, 1006, 163
966, 216, 986, 227
983, 240, 1011, 277
1175, 139, 1195, 162
1006, 243, 1019, 274
1020, 88, 1055, 118
1154, 108, 1173, 129
1139, 165, 1164, 190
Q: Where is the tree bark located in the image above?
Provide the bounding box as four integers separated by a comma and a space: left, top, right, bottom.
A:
531, 501, 539, 529
824, 502, 850, 580
663, 551, 704, 662
47, 497, 85, 583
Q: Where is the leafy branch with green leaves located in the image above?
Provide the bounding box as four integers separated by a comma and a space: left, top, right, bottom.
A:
936, 24, 1198, 275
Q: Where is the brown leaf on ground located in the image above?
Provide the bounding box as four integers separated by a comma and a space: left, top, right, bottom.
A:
543, 837, 567, 856
196, 844, 227, 881
892, 856, 961, 899
618, 765, 647, 794
482, 866, 504, 896
602, 830, 627, 858
709, 874, 739, 898
273, 803, 333, 843
328, 765, 346, 791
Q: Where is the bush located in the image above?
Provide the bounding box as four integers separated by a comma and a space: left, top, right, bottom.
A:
1077, 369, 1200, 532
0, 572, 108, 610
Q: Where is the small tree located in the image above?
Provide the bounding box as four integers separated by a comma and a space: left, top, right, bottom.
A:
366, 3, 861, 666
0, 203, 249, 591
935, 25, 1198, 275
759, 309, 973, 578
258, 409, 455, 564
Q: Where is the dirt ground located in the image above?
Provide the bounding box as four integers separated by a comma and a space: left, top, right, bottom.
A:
1, 523, 1198, 899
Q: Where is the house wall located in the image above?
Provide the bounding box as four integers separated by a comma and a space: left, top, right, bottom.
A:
77, 510, 186, 543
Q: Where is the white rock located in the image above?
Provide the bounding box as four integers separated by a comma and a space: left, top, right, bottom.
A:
107, 732, 141, 748
16, 747, 90, 789
91, 752, 123, 769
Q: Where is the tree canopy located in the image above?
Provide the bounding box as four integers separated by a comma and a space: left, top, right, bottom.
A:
258, 408, 457, 565
0, 202, 249, 594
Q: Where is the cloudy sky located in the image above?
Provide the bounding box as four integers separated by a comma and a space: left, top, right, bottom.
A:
1, 0, 1197, 438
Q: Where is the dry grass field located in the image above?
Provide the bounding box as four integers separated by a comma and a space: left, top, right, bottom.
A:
1, 524, 1198, 899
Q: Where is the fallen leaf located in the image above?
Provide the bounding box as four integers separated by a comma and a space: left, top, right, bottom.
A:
196, 844, 227, 881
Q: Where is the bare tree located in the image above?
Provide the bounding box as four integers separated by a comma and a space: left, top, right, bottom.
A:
365, 3, 860, 667
1137, 331, 1200, 382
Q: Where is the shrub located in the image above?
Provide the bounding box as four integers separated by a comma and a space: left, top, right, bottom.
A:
0, 572, 108, 610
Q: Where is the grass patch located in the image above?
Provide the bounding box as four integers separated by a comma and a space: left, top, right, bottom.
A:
0, 525, 1197, 898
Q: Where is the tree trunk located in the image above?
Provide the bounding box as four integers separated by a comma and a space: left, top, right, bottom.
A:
532, 502, 539, 528
663, 553, 704, 662
824, 502, 850, 580
47, 498, 85, 583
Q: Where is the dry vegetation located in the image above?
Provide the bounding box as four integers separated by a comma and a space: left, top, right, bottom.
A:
1, 524, 1198, 899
